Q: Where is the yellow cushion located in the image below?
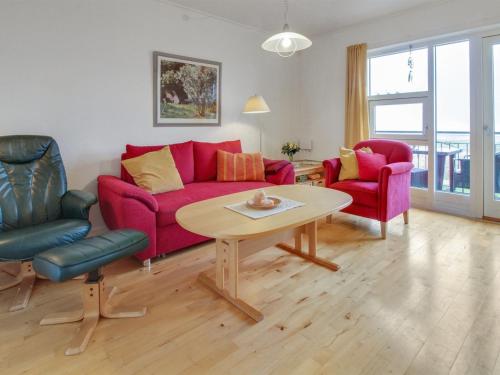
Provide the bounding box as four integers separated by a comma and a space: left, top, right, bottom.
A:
121, 146, 184, 194
339, 147, 372, 181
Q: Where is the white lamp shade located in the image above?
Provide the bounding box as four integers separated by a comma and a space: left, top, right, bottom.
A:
262, 31, 312, 56
243, 95, 271, 114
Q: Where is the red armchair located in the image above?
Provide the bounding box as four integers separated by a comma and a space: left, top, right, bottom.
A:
323, 139, 413, 238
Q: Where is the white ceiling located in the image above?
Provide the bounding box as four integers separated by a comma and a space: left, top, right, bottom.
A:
166, 0, 446, 36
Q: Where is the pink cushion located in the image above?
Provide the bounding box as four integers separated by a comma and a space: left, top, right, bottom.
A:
155, 180, 273, 227
329, 180, 379, 208
121, 141, 194, 184
356, 151, 387, 181
193, 140, 242, 182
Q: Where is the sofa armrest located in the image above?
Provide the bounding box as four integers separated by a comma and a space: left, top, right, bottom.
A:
97, 175, 158, 261
323, 158, 342, 186
264, 159, 294, 185
61, 190, 97, 220
97, 175, 158, 212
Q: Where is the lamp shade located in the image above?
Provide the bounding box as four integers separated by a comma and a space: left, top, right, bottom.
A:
242, 95, 271, 114
261, 31, 312, 57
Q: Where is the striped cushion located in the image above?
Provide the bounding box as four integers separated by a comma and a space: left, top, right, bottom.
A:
217, 150, 265, 182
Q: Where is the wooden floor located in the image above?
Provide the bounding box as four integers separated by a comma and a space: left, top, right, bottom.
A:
1, 209, 500, 375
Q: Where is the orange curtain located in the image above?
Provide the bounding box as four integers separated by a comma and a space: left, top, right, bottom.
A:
345, 43, 369, 148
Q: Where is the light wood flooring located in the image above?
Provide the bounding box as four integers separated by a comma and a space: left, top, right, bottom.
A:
1, 209, 500, 375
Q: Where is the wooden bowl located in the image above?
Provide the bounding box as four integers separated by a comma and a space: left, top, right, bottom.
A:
246, 197, 282, 210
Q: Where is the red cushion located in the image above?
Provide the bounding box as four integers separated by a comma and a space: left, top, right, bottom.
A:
329, 180, 379, 208
121, 141, 194, 184
155, 181, 273, 227
193, 140, 242, 182
356, 151, 387, 181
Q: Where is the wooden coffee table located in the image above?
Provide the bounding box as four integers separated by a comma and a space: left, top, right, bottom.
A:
176, 185, 352, 322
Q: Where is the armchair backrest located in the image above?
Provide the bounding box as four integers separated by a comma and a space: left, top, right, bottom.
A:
354, 139, 412, 164
0, 135, 67, 231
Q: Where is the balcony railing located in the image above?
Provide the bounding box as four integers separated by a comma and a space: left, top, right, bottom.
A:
410, 131, 500, 196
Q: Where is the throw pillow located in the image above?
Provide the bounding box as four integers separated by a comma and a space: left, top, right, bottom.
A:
339, 147, 372, 180
193, 140, 242, 181
355, 150, 387, 181
121, 146, 184, 194
217, 150, 265, 182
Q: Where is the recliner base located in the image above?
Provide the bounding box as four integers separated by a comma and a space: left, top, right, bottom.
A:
40, 273, 146, 356
0, 261, 36, 312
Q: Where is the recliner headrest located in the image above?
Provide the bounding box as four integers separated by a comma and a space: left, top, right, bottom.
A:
0, 135, 55, 163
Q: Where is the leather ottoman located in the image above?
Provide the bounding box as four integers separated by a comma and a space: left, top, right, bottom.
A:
33, 229, 149, 356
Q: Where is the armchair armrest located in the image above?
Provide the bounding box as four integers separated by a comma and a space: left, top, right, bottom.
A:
97, 175, 159, 212
380, 162, 414, 178
322, 158, 342, 186
263, 159, 294, 185
378, 162, 413, 222
61, 190, 97, 220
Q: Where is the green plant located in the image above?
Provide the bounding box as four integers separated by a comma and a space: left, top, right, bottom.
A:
281, 142, 301, 161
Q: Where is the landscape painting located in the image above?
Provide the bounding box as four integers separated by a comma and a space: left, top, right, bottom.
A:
154, 52, 221, 126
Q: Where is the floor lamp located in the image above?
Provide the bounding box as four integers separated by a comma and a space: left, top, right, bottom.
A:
242, 95, 271, 153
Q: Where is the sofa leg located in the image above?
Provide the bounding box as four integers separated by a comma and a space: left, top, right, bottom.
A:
403, 211, 409, 225
380, 222, 387, 239
9, 262, 36, 312
142, 259, 151, 270
40, 274, 146, 356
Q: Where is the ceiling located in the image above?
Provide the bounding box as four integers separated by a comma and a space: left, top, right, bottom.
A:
166, 0, 445, 36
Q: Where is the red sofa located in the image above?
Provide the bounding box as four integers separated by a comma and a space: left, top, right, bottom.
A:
98, 140, 294, 262
323, 139, 413, 238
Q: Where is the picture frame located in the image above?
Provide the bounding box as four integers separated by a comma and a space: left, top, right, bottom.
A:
153, 51, 221, 127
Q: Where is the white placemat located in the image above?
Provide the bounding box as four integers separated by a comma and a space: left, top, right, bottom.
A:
225, 196, 305, 220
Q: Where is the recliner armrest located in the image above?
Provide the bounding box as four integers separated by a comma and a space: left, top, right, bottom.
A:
61, 190, 98, 220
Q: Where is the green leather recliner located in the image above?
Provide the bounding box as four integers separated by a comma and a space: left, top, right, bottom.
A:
0, 135, 97, 311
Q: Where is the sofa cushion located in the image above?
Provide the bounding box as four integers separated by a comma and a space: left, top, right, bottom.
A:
121, 140, 194, 184
193, 140, 242, 182
217, 150, 265, 182
155, 181, 273, 227
122, 146, 184, 194
329, 180, 379, 208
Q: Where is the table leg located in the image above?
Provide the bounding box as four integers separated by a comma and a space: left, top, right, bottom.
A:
277, 220, 340, 272
198, 239, 263, 322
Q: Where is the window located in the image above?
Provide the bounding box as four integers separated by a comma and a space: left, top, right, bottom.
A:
369, 48, 428, 96
368, 47, 430, 139
370, 101, 425, 135
368, 39, 472, 196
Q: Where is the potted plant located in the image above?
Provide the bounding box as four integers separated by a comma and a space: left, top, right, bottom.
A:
281, 142, 301, 162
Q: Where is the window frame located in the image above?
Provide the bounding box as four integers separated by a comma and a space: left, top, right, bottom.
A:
369, 97, 431, 140
368, 43, 434, 140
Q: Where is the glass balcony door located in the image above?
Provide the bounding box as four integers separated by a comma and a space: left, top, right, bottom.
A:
483, 35, 500, 219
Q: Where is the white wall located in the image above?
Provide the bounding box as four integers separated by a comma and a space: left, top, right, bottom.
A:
0, 0, 300, 230
297, 0, 500, 161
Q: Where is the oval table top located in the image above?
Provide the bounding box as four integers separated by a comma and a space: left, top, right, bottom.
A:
176, 185, 352, 240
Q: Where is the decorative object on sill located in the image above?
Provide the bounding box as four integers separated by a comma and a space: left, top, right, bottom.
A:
281, 141, 301, 161
408, 45, 414, 83
153, 51, 221, 127
242, 95, 271, 152
261, 0, 312, 58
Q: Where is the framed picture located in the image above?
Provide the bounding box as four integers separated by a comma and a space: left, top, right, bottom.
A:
153, 52, 221, 127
